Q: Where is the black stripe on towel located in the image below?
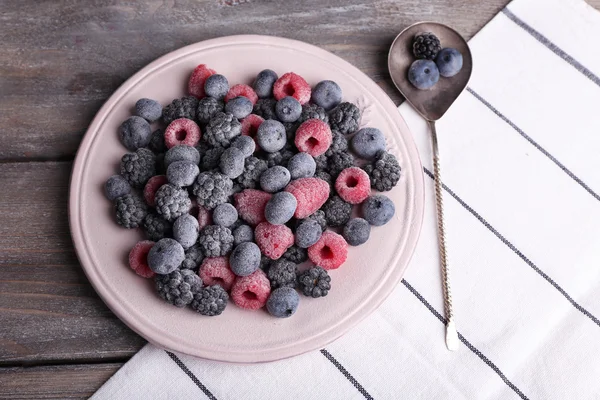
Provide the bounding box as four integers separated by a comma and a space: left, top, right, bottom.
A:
466, 87, 600, 201
166, 351, 217, 400
401, 279, 529, 400
502, 7, 600, 87
320, 349, 375, 400
423, 167, 600, 328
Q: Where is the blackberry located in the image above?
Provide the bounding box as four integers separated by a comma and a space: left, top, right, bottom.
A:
412, 32, 441, 60
303, 209, 327, 232
315, 170, 333, 192
324, 130, 348, 157
267, 259, 297, 289
313, 155, 328, 172
259, 255, 272, 271
180, 244, 204, 270
191, 285, 228, 316
298, 103, 329, 125
114, 194, 148, 228
154, 183, 191, 222
196, 97, 224, 124
155, 269, 202, 307
282, 245, 308, 264
162, 96, 199, 125
200, 145, 225, 171
322, 195, 352, 227
298, 266, 331, 298
120, 148, 156, 188
327, 151, 355, 178
253, 98, 277, 120
363, 151, 401, 192
148, 129, 167, 154
328, 102, 361, 135
204, 112, 242, 147
266, 148, 295, 168
196, 140, 211, 157
155, 153, 166, 175
283, 122, 299, 141
236, 156, 268, 189
192, 171, 233, 209
143, 213, 172, 241
197, 225, 234, 257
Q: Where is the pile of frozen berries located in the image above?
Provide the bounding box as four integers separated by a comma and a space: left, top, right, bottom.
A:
408, 32, 463, 90
104, 64, 401, 318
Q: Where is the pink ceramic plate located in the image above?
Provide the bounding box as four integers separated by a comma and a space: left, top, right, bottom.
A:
69, 35, 424, 363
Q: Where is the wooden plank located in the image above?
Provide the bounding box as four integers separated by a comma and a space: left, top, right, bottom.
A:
0, 161, 145, 365
0, 363, 122, 399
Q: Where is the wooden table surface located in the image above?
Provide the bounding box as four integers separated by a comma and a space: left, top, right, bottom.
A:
1, 0, 599, 398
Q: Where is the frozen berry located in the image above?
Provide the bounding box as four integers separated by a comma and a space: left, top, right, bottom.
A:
363, 194, 395, 226
181, 243, 204, 270
119, 116, 152, 151
311, 80, 342, 111
193, 171, 233, 210
225, 84, 258, 105
147, 238, 185, 275
267, 259, 297, 289
412, 32, 441, 60
343, 217, 371, 246
114, 194, 148, 229
148, 129, 167, 154
273, 72, 311, 105
120, 148, 156, 188
266, 287, 299, 318
188, 64, 216, 98
335, 167, 371, 204
128, 240, 156, 278
225, 96, 253, 119
260, 166, 290, 193
105, 175, 131, 201
295, 119, 333, 157
323, 195, 352, 227
212, 203, 238, 228
436, 48, 463, 77
255, 222, 294, 260
266, 148, 294, 168
191, 285, 228, 316
240, 114, 264, 138
408, 59, 439, 90
204, 112, 242, 147
257, 120, 286, 153
231, 135, 255, 158
253, 69, 278, 98
363, 151, 401, 192
324, 130, 348, 158
295, 218, 322, 248
163, 96, 199, 124
204, 74, 229, 99
328, 102, 361, 135
236, 156, 268, 189
298, 266, 331, 298
135, 98, 162, 122
287, 152, 316, 179
143, 213, 172, 241
285, 177, 330, 219
230, 241, 261, 276
282, 245, 308, 264
265, 192, 297, 225
219, 147, 246, 179
164, 118, 201, 149
275, 96, 302, 122
351, 128, 386, 160
164, 145, 200, 168
298, 103, 329, 125
156, 269, 202, 307
328, 151, 355, 178
196, 96, 225, 124
308, 230, 347, 270
167, 161, 199, 187
234, 189, 272, 226
198, 257, 236, 291
200, 145, 225, 170
253, 98, 277, 120
231, 269, 271, 310
196, 205, 213, 230
197, 225, 234, 257
154, 183, 191, 221
233, 224, 254, 245
173, 214, 199, 249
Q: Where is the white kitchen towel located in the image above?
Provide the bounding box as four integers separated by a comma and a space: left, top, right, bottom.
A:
92, 0, 600, 398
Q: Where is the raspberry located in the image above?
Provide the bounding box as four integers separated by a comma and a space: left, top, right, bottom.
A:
196, 205, 213, 230
234, 189, 272, 226
188, 64, 216, 98
335, 167, 371, 204
254, 222, 294, 260
225, 84, 258, 105
164, 118, 201, 149
198, 257, 236, 291
231, 269, 271, 310
273, 72, 311, 105
143, 175, 168, 207
308, 230, 348, 270
128, 240, 156, 278
285, 177, 330, 219
295, 119, 333, 157
240, 114, 264, 138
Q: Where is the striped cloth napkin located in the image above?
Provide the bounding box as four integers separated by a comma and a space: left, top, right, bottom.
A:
92, 0, 600, 398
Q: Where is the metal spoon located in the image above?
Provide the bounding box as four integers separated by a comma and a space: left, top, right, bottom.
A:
388, 22, 473, 351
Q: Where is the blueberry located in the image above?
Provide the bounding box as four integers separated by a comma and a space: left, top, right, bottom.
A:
260, 165, 291, 193
167, 161, 200, 187
275, 96, 302, 123
229, 241, 261, 276
342, 218, 371, 246
164, 145, 200, 168
362, 195, 395, 226
351, 128, 386, 160
212, 203, 238, 228
104, 175, 131, 201
135, 98, 163, 122
256, 120, 286, 153
287, 152, 316, 179
147, 238, 185, 274
266, 287, 300, 318
225, 96, 253, 119
265, 192, 297, 225
119, 116, 152, 151
408, 60, 439, 90
219, 147, 245, 179
435, 48, 463, 77
173, 214, 200, 249
204, 74, 229, 99
295, 218, 322, 248
233, 224, 254, 245
253, 69, 278, 98
231, 135, 255, 158
311, 80, 342, 111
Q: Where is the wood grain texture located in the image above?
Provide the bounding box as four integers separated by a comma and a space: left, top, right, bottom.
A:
0, 363, 122, 399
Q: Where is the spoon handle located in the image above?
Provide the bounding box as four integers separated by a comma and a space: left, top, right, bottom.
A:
429, 120, 459, 351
